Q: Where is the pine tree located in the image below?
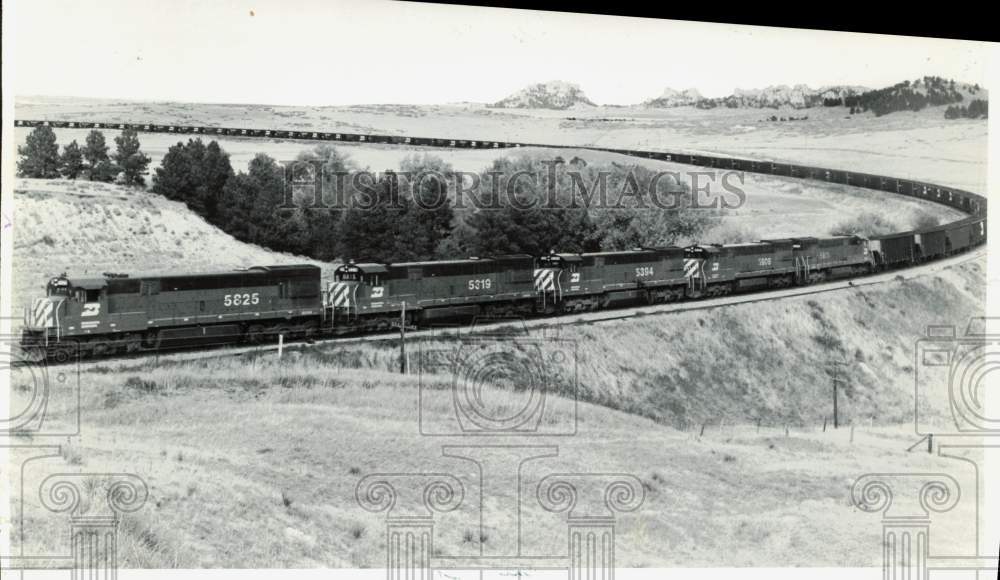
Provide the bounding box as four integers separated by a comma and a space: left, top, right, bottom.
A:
83, 130, 116, 181
59, 140, 85, 179
83, 130, 110, 167
293, 145, 355, 261
113, 128, 151, 186
399, 153, 456, 259
17, 126, 61, 178
152, 139, 202, 201
216, 153, 309, 254
199, 141, 235, 219
152, 138, 232, 220
338, 171, 410, 262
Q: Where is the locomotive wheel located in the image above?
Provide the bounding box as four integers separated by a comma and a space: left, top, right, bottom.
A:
247, 324, 266, 344
123, 334, 141, 354
301, 320, 319, 337
51, 346, 73, 364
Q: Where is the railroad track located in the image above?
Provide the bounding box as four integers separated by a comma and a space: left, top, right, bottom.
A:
11, 118, 988, 221
48, 247, 984, 372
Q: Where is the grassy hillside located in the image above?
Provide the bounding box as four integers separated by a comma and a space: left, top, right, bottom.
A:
9, 256, 985, 568
287, 257, 987, 428
9, 179, 333, 314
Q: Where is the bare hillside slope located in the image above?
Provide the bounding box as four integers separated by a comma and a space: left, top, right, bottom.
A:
10, 179, 332, 313
310, 256, 986, 428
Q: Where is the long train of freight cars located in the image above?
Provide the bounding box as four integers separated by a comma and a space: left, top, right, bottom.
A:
14, 119, 988, 360
13, 119, 987, 219
20, 224, 986, 361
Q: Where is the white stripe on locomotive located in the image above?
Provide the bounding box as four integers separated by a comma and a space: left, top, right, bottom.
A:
533, 268, 556, 291
683, 259, 702, 278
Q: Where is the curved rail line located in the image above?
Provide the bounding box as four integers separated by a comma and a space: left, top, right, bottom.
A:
13, 118, 988, 367
14, 118, 986, 219
84, 247, 986, 372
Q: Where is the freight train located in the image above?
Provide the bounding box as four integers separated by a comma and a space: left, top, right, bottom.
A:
20, 220, 985, 361
15, 119, 988, 360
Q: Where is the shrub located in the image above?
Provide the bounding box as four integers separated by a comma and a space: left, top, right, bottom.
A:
911, 210, 940, 230
705, 222, 761, 244
830, 212, 899, 237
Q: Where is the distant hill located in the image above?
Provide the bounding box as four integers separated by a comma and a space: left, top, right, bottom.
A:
490, 81, 597, 110
847, 76, 987, 117
643, 87, 704, 108
647, 84, 870, 110
641, 77, 987, 117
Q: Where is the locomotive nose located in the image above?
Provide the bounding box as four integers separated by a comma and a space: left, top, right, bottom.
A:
326, 281, 358, 309
24, 296, 64, 330
533, 268, 558, 293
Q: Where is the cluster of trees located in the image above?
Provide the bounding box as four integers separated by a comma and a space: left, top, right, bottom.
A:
434, 156, 716, 260
151, 140, 716, 263
16, 126, 150, 185
151, 142, 458, 261
846, 77, 967, 117
944, 99, 988, 120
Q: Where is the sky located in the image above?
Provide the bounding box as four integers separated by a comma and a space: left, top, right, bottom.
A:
6, 0, 993, 106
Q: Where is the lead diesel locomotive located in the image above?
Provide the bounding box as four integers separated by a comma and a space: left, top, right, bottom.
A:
20, 221, 984, 360
21, 265, 323, 359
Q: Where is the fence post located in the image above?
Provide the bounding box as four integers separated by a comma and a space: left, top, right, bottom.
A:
823, 418, 828, 432
278, 333, 284, 359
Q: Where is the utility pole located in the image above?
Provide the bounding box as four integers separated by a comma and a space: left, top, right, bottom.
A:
397, 301, 416, 374
399, 301, 407, 374
831, 361, 847, 429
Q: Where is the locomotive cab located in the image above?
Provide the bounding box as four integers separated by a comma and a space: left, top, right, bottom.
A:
22, 274, 109, 347
534, 253, 581, 300
22, 275, 70, 346
329, 262, 388, 318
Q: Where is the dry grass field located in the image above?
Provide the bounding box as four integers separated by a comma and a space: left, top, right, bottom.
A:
7, 255, 986, 568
